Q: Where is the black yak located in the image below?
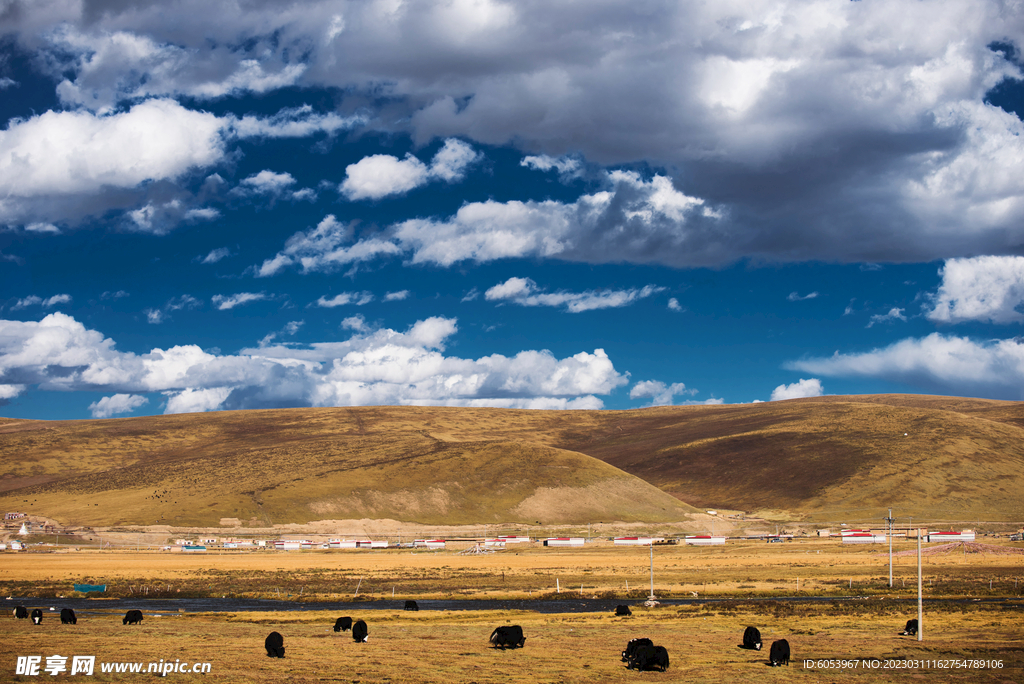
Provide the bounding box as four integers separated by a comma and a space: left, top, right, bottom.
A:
621, 637, 653, 662
123, 610, 143, 625
627, 644, 669, 672
742, 626, 762, 650
489, 625, 525, 649
60, 608, 77, 624
769, 639, 790, 667
352, 620, 368, 643
265, 631, 285, 658
334, 616, 353, 632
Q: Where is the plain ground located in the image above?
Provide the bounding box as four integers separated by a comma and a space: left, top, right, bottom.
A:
2, 603, 1021, 683
1, 538, 1022, 682
0, 538, 1021, 601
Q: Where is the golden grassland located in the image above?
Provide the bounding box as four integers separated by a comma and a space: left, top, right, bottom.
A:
3, 605, 1022, 683
2, 539, 1022, 602
2, 540, 1022, 682
3, 395, 1024, 528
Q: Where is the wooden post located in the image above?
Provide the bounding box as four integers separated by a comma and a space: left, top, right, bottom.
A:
917, 530, 923, 641
649, 542, 655, 600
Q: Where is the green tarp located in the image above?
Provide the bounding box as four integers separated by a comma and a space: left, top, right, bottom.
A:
73, 583, 106, 593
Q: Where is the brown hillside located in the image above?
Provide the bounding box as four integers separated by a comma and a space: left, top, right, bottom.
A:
553, 395, 1024, 522
1, 394, 1022, 525
0, 408, 697, 527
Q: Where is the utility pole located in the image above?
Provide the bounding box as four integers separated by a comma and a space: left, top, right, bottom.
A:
886, 508, 895, 587
917, 529, 923, 641
649, 542, 655, 600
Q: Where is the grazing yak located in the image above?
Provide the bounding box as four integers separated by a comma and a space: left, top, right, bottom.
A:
404, 600, 419, 611
333, 616, 353, 632
60, 608, 77, 624
14, 605, 28, 619
742, 626, 762, 650
900, 619, 919, 636
621, 637, 653, 662
123, 610, 143, 626
626, 643, 669, 672
615, 605, 632, 617
768, 639, 790, 667
352, 620, 369, 643
30, 609, 43, 625
489, 625, 526, 649
265, 631, 285, 658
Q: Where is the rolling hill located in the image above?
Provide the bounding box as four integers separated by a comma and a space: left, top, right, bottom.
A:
1, 394, 1022, 526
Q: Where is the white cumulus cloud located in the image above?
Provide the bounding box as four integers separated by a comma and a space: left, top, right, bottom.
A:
89, 393, 149, 418
11, 294, 71, 310
0, 313, 627, 413
485, 277, 664, 313
629, 380, 696, 406
390, 171, 720, 267
867, 307, 908, 328
521, 154, 583, 179
211, 293, 267, 310
770, 378, 824, 401
315, 292, 374, 308
0, 99, 222, 200
5, 1, 1024, 262
927, 256, 1024, 324
339, 138, 479, 201
787, 333, 1024, 399
262, 170, 723, 275
238, 170, 296, 195
0, 100, 361, 229
200, 247, 231, 264
256, 214, 402, 277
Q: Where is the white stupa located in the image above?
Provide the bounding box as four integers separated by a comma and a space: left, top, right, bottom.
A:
17, 523, 28, 536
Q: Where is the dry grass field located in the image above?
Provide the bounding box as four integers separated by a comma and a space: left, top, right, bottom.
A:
4, 605, 1022, 683
2, 395, 1024, 528
2, 541, 1022, 683
2, 539, 1023, 602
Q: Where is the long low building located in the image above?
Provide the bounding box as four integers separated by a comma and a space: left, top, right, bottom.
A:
684, 535, 726, 546
543, 537, 585, 547
613, 536, 665, 546
841, 533, 886, 544
329, 539, 389, 549
927, 530, 975, 542
496, 535, 531, 544
413, 539, 446, 549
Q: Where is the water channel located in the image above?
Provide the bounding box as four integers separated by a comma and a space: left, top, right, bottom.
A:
8, 595, 1023, 618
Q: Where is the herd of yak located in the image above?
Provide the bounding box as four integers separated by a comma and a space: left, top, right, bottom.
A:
12, 599, 922, 672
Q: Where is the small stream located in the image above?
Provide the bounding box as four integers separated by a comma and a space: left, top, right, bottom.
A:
7, 595, 1023, 617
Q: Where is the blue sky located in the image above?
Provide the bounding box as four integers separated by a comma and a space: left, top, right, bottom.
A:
2, 1, 1024, 420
